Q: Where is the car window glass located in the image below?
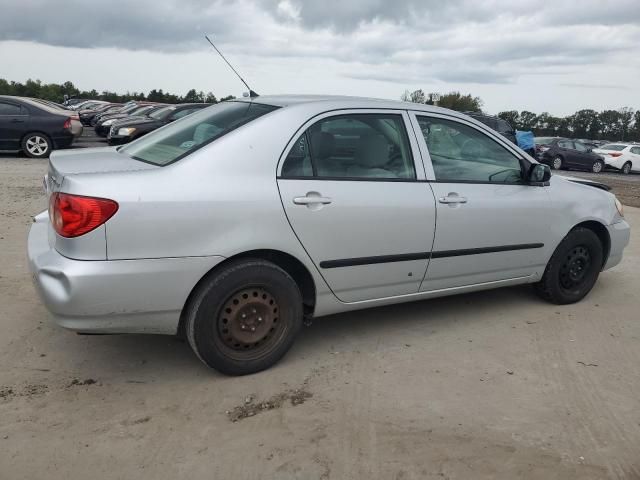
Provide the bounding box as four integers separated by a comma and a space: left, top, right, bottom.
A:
171, 108, 199, 120
0, 102, 24, 115
631, 147, 640, 155
282, 114, 415, 180
417, 116, 523, 183
574, 142, 587, 152
558, 140, 573, 149
497, 120, 512, 133
121, 101, 278, 166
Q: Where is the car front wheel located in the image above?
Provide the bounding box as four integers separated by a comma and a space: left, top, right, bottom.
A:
591, 160, 603, 173
535, 227, 603, 305
22, 133, 52, 158
552, 155, 563, 170
185, 259, 303, 375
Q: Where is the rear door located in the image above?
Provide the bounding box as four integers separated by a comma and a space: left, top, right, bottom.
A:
411, 112, 553, 291
0, 101, 29, 150
277, 110, 437, 303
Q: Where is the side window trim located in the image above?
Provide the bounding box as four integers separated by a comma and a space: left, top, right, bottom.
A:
277, 109, 426, 181
408, 111, 527, 182
410, 111, 529, 185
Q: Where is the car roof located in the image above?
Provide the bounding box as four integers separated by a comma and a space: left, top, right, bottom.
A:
235, 94, 474, 118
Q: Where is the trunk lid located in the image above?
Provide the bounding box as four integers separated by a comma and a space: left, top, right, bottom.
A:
46, 147, 157, 193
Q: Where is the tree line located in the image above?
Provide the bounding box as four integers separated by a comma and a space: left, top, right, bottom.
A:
402, 89, 640, 141
0, 78, 235, 105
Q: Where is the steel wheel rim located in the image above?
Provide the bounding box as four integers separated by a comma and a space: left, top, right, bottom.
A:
592, 162, 602, 173
25, 136, 48, 156
217, 287, 282, 353
559, 246, 591, 289
553, 157, 562, 169
623, 164, 631, 174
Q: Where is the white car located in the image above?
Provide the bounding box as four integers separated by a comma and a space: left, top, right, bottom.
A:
593, 143, 640, 174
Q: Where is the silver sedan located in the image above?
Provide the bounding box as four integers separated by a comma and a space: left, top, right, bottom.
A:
28, 96, 630, 375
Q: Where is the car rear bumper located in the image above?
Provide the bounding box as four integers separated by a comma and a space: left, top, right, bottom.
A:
603, 219, 631, 271
27, 213, 226, 334
603, 156, 626, 170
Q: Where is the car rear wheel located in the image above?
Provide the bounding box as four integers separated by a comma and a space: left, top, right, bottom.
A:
534, 227, 603, 305
621, 162, 632, 174
185, 259, 303, 375
552, 155, 563, 170
591, 160, 604, 173
21, 133, 52, 159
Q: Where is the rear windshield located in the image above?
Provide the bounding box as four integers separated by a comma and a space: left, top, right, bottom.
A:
600, 144, 627, 151
534, 137, 556, 145
121, 101, 279, 166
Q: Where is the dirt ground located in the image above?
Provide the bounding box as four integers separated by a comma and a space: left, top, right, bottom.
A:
1, 157, 639, 479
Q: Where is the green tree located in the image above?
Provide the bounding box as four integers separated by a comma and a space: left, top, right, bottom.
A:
498, 111, 520, 129
436, 91, 483, 112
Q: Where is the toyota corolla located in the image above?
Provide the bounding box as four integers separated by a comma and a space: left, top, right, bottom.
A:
28, 96, 630, 375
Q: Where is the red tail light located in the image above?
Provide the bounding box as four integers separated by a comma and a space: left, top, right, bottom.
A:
49, 193, 118, 238
609, 152, 622, 157
63, 117, 72, 130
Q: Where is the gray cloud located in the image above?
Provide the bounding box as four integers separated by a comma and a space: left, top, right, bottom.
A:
1, 0, 639, 87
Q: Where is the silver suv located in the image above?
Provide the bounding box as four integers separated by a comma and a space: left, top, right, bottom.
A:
28, 96, 630, 375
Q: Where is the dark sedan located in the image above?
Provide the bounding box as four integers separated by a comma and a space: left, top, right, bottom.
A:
94, 104, 165, 137
535, 137, 605, 173
107, 103, 211, 145
0, 95, 81, 158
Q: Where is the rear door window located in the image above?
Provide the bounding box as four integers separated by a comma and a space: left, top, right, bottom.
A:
0, 102, 24, 115
281, 113, 415, 180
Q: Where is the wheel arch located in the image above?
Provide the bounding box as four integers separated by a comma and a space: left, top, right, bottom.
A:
20, 130, 53, 151
572, 220, 611, 269
178, 249, 316, 337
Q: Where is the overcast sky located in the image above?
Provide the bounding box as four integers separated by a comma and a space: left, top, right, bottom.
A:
1, 0, 639, 115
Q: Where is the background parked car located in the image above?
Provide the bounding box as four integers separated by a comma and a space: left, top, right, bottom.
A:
593, 143, 640, 174
94, 104, 166, 137
79, 102, 122, 126
0, 95, 82, 158
535, 137, 605, 172
465, 112, 517, 144
107, 103, 211, 145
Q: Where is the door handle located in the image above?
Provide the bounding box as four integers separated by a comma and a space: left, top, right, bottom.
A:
10, 118, 25, 123
293, 195, 332, 205
438, 193, 467, 204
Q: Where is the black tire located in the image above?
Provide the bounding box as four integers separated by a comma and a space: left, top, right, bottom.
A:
551, 155, 563, 170
591, 160, 604, 173
21, 133, 52, 159
535, 227, 603, 305
621, 162, 632, 175
185, 259, 303, 375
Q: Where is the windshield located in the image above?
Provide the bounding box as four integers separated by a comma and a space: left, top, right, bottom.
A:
600, 144, 627, 151
149, 106, 175, 120
121, 101, 279, 166
128, 105, 155, 116
534, 137, 556, 145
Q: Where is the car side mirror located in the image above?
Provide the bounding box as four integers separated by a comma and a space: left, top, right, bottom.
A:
528, 164, 551, 186
587, 148, 593, 153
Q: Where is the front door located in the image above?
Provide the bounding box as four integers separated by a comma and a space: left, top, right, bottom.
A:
277, 110, 436, 303
411, 113, 554, 291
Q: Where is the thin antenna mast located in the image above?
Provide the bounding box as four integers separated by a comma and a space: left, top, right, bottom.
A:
205, 35, 258, 98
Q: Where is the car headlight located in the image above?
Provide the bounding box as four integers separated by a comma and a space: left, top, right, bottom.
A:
117, 127, 136, 136
615, 197, 624, 217
103, 119, 115, 126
